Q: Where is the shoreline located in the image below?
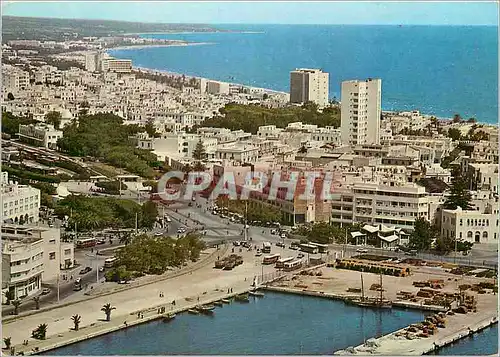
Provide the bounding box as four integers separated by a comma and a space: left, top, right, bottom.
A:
105, 46, 497, 125
107, 41, 215, 52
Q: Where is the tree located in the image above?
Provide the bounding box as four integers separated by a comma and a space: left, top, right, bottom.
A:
140, 201, 158, 229
447, 128, 462, 141
192, 139, 207, 161
452, 114, 462, 123
45, 111, 62, 129
144, 120, 160, 138
7, 92, 14, 101
12, 300, 21, 315
408, 218, 437, 252
3, 337, 11, 350
101, 303, 116, 321
192, 161, 205, 172
32, 323, 48, 340
444, 177, 473, 210
467, 117, 477, 123
33, 296, 40, 310
4, 290, 14, 305
298, 145, 308, 154
71, 314, 81, 331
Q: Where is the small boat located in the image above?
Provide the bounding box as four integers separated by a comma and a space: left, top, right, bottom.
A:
163, 314, 176, 322
249, 291, 265, 297
235, 294, 250, 303
196, 306, 215, 315
188, 309, 199, 315
221, 299, 231, 304
213, 301, 224, 307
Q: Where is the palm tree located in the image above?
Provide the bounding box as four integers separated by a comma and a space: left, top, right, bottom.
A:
3, 337, 11, 350
33, 296, 40, 310
119, 232, 132, 246
101, 303, 116, 322
34, 324, 47, 340
12, 300, 21, 315
71, 314, 82, 331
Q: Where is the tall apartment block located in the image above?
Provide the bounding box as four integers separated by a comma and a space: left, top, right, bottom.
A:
340, 78, 382, 145
289, 69, 329, 108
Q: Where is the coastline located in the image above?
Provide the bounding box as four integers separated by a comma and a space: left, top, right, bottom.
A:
102, 46, 496, 126
107, 41, 215, 52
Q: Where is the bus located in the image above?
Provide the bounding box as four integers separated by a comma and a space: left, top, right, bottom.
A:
75, 238, 97, 249
283, 259, 303, 272
262, 254, 281, 265
299, 243, 319, 254
104, 257, 117, 268
262, 242, 272, 254
276, 257, 294, 269
309, 242, 328, 254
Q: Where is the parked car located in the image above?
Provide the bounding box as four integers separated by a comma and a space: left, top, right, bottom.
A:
41, 288, 51, 295
276, 242, 285, 248
96, 239, 106, 245
297, 253, 305, 258
356, 248, 368, 253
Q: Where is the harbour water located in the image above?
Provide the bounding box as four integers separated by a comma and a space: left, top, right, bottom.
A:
109, 24, 498, 123
430, 324, 498, 355
43, 291, 429, 355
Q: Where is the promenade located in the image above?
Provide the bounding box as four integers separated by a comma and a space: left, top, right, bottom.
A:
2, 246, 279, 355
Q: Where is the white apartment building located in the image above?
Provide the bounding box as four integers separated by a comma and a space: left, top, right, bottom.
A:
2, 225, 75, 302
289, 68, 329, 108
466, 163, 499, 194
311, 127, 342, 146
2, 172, 41, 224
206, 80, 230, 95
257, 125, 283, 139
2, 66, 30, 93
102, 59, 133, 73
331, 181, 428, 230
137, 132, 217, 162
85, 52, 100, 72
441, 203, 499, 244
215, 143, 260, 164
18, 123, 63, 149
340, 78, 382, 146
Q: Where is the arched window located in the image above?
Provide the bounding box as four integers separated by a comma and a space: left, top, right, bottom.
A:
475, 231, 480, 243
483, 232, 488, 239
467, 219, 470, 226
486, 220, 489, 226
467, 231, 473, 239
474, 219, 478, 226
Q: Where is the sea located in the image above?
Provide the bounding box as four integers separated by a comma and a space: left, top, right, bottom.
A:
108, 24, 498, 124
44, 291, 429, 355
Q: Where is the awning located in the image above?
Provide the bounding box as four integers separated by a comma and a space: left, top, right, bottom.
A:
351, 231, 366, 238
379, 224, 396, 233
378, 234, 399, 243
362, 225, 379, 233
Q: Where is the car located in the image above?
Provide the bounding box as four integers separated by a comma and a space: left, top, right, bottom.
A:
79, 267, 92, 275
99, 266, 105, 272
96, 239, 106, 245
297, 253, 304, 258
233, 241, 240, 246
155, 232, 163, 236
270, 229, 277, 235
164, 216, 172, 223
255, 252, 262, 257
280, 233, 287, 239
276, 242, 285, 248
41, 288, 51, 295
356, 248, 368, 253
290, 246, 298, 250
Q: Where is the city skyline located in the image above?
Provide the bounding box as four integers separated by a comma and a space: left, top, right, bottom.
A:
2, 1, 499, 26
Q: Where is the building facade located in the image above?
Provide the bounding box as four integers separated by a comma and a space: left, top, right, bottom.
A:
441, 205, 499, 244
340, 78, 382, 146
289, 69, 329, 108
2, 172, 41, 224
18, 123, 63, 149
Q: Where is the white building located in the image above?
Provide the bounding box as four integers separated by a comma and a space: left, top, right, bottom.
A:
215, 143, 260, 164
206, 81, 230, 95
85, 52, 100, 72
289, 68, 329, 108
1, 225, 74, 303
331, 181, 428, 230
340, 78, 382, 146
102, 58, 133, 73
441, 204, 499, 244
18, 123, 63, 149
1, 172, 41, 224
2, 65, 30, 93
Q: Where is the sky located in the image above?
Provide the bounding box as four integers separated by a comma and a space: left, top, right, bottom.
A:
2, 1, 499, 26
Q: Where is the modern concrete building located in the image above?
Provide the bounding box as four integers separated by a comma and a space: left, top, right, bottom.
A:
2, 65, 30, 93
102, 58, 133, 73
18, 123, 63, 149
1, 225, 75, 303
289, 68, 329, 108
206, 80, 230, 95
85, 52, 100, 72
340, 78, 382, 146
1, 172, 41, 225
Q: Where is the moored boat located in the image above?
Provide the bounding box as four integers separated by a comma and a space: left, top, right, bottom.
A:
163, 314, 176, 322
235, 294, 250, 303
188, 309, 199, 315
196, 305, 215, 315
221, 298, 231, 304
213, 300, 223, 307
249, 291, 265, 297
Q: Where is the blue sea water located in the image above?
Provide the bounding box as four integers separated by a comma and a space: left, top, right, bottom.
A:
43, 292, 429, 355
431, 325, 498, 355
108, 24, 498, 124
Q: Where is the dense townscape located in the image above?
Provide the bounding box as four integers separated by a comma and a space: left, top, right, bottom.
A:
1, 13, 498, 357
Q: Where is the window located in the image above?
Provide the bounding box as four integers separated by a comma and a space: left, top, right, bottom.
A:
49, 252, 56, 260
467, 231, 473, 239
64, 249, 71, 255
459, 219, 463, 226
49, 239, 56, 244
459, 232, 462, 239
